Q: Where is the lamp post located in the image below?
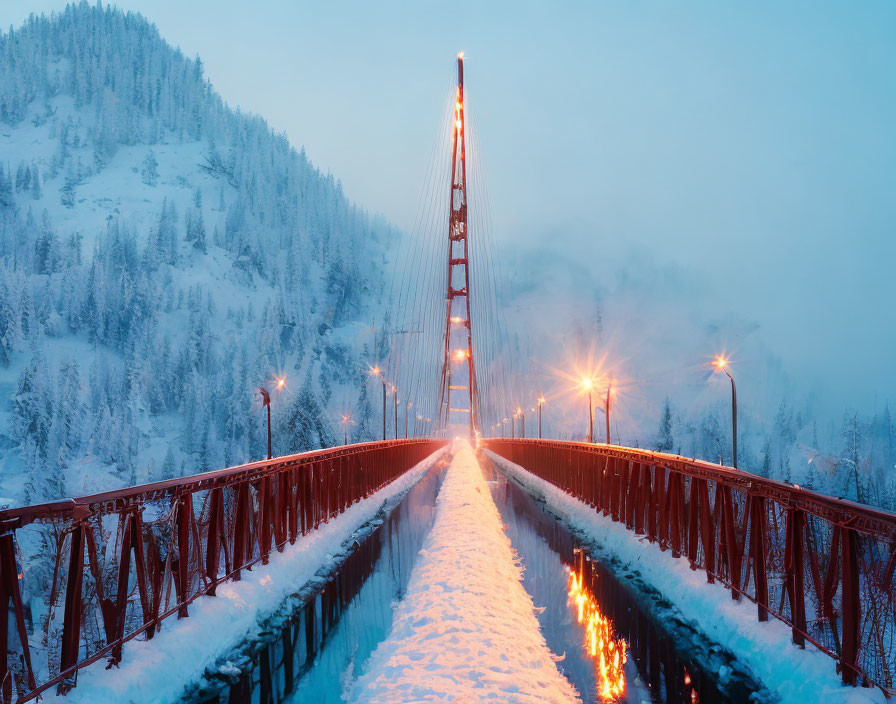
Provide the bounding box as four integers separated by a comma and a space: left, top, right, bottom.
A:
258, 387, 272, 459
510, 411, 516, 439
581, 377, 594, 443
340, 413, 355, 445
517, 407, 525, 439
537, 395, 546, 439
714, 356, 737, 468
405, 402, 411, 438
368, 366, 387, 441
605, 381, 613, 445
393, 385, 398, 439
257, 375, 284, 460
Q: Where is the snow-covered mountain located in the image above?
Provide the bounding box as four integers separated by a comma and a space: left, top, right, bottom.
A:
0, 3, 391, 507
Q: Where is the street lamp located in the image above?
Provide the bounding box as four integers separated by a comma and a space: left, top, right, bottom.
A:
405, 401, 411, 438
580, 377, 594, 443
517, 407, 526, 439
537, 395, 546, 439
340, 412, 356, 445
392, 385, 398, 439
258, 387, 273, 459
257, 374, 285, 460
605, 381, 613, 445
368, 365, 387, 441
502, 417, 508, 438
714, 356, 737, 469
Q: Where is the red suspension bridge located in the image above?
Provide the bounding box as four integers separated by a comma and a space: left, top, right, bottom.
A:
1, 54, 893, 703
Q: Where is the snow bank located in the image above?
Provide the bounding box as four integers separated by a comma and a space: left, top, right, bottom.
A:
351, 442, 580, 704
487, 451, 887, 704
41, 448, 445, 704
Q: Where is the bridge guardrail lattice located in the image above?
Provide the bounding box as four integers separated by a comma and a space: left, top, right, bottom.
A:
483, 438, 896, 695
0, 439, 444, 702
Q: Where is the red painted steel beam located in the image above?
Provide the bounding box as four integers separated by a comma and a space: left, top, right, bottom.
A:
4, 439, 444, 702
481, 439, 894, 694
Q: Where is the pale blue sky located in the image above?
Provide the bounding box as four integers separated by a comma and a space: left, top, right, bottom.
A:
3, 1, 895, 408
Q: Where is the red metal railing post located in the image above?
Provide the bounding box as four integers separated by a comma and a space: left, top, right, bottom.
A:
287, 468, 299, 545
634, 463, 647, 535
1, 530, 37, 699
668, 472, 682, 558
59, 523, 85, 693
206, 487, 222, 595
688, 477, 700, 569
176, 494, 192, 618
110, 515, 133, 664
698, 479, 715, 583
721, 486, 742, 600
625, 460, 637, 530
645, 464, 657, 543
750, 494, 769, 621
232, 482, 249, 581
784, 507, 807, 646
260, 476, 273, 563
656, 465, 668, 550
274, 472, 286, 550
840, 525, 861, 685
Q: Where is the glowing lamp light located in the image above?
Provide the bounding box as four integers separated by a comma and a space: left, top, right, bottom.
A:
713, 356, 729, 370
450, 316, 464, 324
453, 349, 470, 362
275, 375, 286, 391
368, 365, 381, 377
580, 377, 594, 391
538, 395, 546, 406
458, 51, 464, 59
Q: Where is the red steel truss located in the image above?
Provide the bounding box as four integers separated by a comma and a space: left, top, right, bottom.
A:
438, 52, 480, 437
0, 439, 444, 702
484, 439, 896, 695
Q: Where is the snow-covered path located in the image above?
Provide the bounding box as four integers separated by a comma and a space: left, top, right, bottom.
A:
351, 442, 580, 704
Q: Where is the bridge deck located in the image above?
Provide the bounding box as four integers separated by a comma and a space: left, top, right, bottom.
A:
352, 443, 579, 702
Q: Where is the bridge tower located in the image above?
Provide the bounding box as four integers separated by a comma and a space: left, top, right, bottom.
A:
438, 52, 480, 437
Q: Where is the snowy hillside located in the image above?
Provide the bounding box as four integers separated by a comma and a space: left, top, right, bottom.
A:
0, 3, 392, 507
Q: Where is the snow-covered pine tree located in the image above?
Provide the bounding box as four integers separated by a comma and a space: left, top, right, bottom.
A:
655, 397, 673, 452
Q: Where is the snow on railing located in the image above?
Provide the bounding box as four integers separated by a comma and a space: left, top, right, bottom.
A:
0, 439, 444, 702
484, 438, 896, 695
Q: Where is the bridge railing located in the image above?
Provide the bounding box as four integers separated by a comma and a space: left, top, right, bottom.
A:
0, 439, 444, 702
484, 438, 896, 695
